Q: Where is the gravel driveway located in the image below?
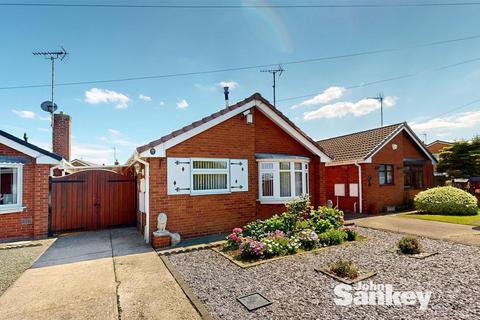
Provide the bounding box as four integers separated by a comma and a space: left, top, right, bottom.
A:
0, 239, 53, 296
168, 227, 480, 320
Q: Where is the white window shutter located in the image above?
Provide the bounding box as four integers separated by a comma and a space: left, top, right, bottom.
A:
230, 159, 248, 192
167, 158, 191, 195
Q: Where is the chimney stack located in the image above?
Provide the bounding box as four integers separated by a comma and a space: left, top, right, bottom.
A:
224, 86, 229, 107
52, 112, 71, 161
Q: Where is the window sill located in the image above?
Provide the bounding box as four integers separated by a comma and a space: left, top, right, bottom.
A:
0, 206, 26, 214
258, 198, 294, 205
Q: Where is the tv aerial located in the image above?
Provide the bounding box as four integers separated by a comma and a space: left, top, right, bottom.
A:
33, 47, 68, 123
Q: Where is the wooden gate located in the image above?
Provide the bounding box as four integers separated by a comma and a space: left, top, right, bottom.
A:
50, 170, 136, 234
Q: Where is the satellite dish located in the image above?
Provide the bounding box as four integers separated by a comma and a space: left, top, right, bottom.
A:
40, 101, 58, 113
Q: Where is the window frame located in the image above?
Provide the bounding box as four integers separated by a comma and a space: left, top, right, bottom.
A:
257, 159, 309, 204
378, 164, 394, 186
403, 164, 424, 190
190, 158, 230, 195
0, 163, 23, 214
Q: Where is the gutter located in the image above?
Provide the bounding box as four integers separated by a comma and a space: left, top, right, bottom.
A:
132, 155, 151, 244
354, 161, 363, 214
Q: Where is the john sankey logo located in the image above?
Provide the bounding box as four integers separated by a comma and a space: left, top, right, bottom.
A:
334, 281, 432, 310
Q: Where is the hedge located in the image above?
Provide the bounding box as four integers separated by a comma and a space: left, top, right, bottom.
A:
414, 186, 478, 216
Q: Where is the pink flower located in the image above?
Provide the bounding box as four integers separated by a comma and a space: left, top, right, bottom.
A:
232, 227, 243, 234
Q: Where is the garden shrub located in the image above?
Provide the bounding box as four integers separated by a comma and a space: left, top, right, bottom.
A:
318, 229, 347, 246
285, 194, 311, 218
343, 226, 359, 241
225, 228, 243, 250
398, 236, 422, 255
414, 186, 478, 216
239, 238, 266, 259
296, 229, 319, 250
328, 259, 359, 279
310, 207, 344, 230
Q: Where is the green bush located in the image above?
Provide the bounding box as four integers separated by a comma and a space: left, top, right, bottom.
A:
318, 229, 347, 246
414, 186, 478, 216
310, 207, 344, 230
398, 236, 422, 254
328, 259, 359, 279
343, 226, 359, 241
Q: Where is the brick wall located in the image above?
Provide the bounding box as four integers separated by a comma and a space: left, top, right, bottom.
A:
0, 143, 51, 241
147, 107, 326, 240
325, 131, 434, 214
52, 112, 71, 161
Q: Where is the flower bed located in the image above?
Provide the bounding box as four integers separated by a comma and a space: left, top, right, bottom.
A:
219, 195, 361, 264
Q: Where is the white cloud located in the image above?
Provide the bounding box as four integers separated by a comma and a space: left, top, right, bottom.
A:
159, 101, 165, 106
108, 128, 121, 136
218, 81, 239, 89
84, 88, 131, 109
72, 144, 114, 165
139, 94, 152, 102
291, 86, 346, 109
303, 96, 397, 121
39, 116, 51, 121
176, 99, 189, 109
37, 128, 50, 132
410, 110, 480, 131
98, 129, 137, 147
12, 109, 36, 119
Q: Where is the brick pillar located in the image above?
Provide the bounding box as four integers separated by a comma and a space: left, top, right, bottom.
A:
52, 112, 71, 161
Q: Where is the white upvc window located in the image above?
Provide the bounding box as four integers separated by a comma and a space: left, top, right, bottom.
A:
191, 158, 230, 194
258, 159, 309, 203
0, 163, 23, 213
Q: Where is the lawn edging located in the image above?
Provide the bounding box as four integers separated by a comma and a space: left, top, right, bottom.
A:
212, 237, 367, 269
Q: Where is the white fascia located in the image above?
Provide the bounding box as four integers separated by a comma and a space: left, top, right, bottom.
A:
255, 101, 331, 163
0, 136, 60, 165
364, 126, 437, 165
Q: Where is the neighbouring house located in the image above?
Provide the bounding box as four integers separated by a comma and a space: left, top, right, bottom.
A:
0, 130, 62, 241
426, 140, 453, 161
127, 93, 331, 245
70, 158, 98, 167
317, 122, 437, 214
426, 140, 453, 177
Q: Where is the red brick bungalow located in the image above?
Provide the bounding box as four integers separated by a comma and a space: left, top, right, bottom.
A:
128, 93, 332, 244
317, 123, 437, 214
0, 130, 62, 241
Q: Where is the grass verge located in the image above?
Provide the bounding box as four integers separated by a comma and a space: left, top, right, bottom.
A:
400, 210, 480, 226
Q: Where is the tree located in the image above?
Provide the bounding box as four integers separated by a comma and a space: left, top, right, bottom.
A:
437, 136, 480, 178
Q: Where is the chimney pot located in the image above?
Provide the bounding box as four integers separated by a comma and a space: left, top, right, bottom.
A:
224, 86, 229, 107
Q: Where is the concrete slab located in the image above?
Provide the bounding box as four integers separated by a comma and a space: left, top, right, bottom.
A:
0, 228, 201, 320
348, 214, 480, 246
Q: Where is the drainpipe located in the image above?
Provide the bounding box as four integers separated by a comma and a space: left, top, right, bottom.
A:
354, 161, 363, 214
134, 156, 150, 244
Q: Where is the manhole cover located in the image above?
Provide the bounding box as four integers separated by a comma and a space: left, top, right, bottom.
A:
237, 293, 272, 311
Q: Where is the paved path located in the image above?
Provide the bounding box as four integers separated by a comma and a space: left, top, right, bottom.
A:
0, 228, 201, 320
347, 213, 480, 246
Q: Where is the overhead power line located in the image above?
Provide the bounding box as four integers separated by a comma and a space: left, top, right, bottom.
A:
1, 33, 480, 91
277, 57, 480, 103
2, 2, 480, 8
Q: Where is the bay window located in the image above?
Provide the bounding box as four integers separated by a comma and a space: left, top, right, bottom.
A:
258, 159, 309, 203
0, 164, 23, 212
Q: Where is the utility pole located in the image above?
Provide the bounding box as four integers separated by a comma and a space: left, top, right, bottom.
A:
33, 47, 68, 126
260, 65, 284, 107
368, 92, 384, 127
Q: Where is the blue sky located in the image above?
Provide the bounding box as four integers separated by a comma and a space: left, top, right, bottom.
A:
1, 0, 480, 164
